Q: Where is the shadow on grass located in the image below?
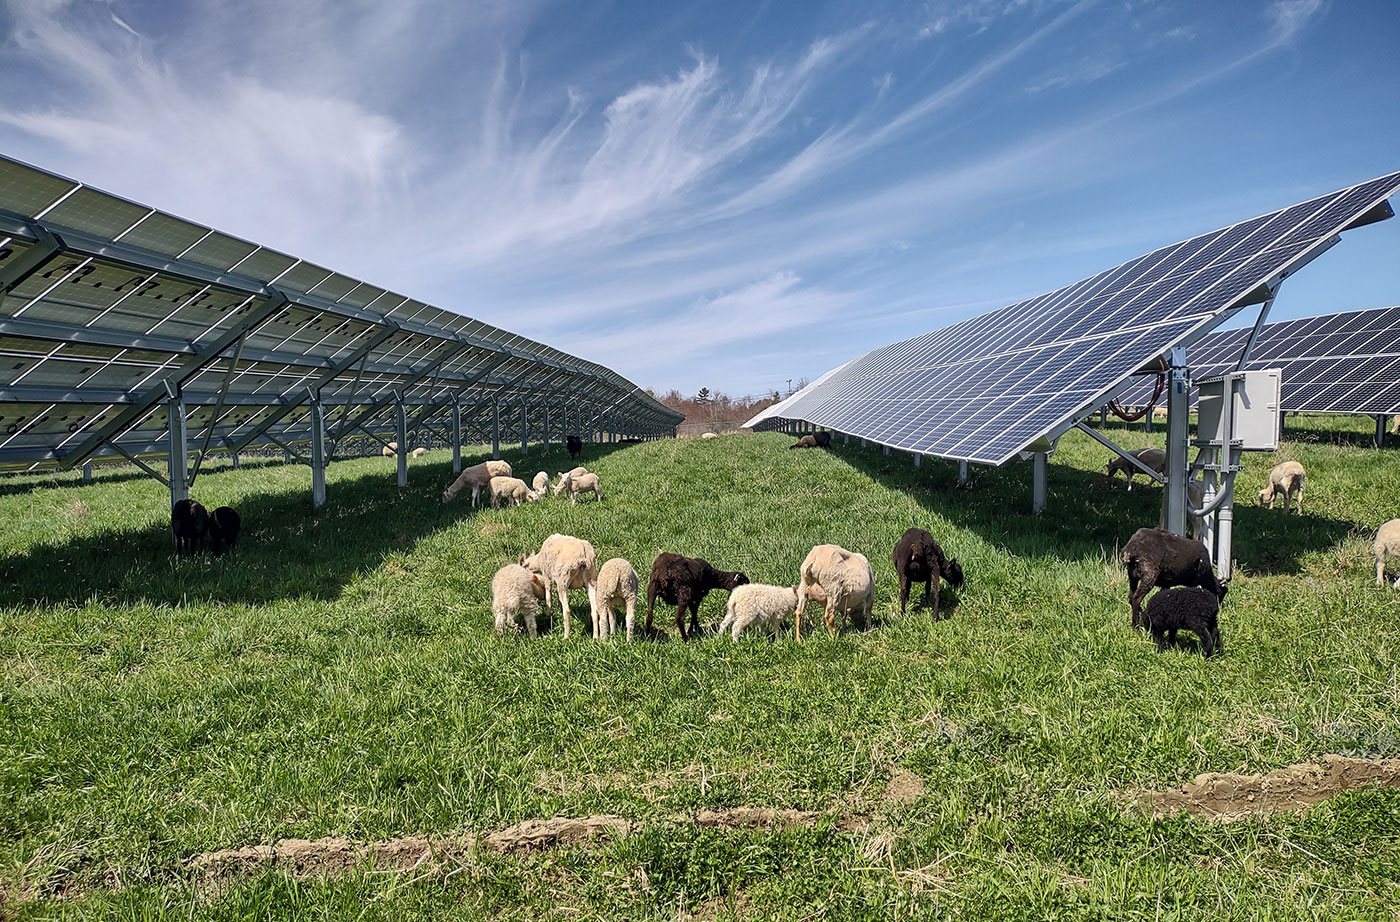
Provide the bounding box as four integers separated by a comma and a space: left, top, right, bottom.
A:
0, 443, 629, 607
0, 455, 294, 499
1277, 420, 1394, 449
824, 438, 1351, 576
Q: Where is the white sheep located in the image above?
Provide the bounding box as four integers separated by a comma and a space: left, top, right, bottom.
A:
595, 557, 639, 641
700, 432, 719, 440
1374, 519, 1400, 588
411, 447, 427, 459
532, 471, 550, 494
381, 440, 398, 458
717, 583, 801, 640
1259, 460, 1305, 513
489, 475, 539, 508
553, 470, 603, 505
521, 533, 599, 639
442, 459, 514, 507
794, 544, 874, 639
490, 563, 547, 637
553, 466, 588, 490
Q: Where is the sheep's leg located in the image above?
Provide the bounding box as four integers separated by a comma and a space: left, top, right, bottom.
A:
588, 583, 602, 639
1168, 628, 1178, 647
795, 578, 810, 640
718, 602, 737, 639
898, 575, 911, 616
824, 600, 838, 635
1153, 628, 1168, 652
558, 582, 572, 639
688, 599, 703, 638
674, 591, 692, 640
930, 577, 941, 622
525, 603, 538, 639
1295, 485, 1302, 515
1378, 552, 1386, 586
862, 594, 873, 631
923, 578, 933, 609
1200, 627, 1216, 658
1128, 567, 1153, 629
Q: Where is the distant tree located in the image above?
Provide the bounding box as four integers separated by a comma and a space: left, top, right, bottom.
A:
795, 376, 810, 391
696, 387, 711, 404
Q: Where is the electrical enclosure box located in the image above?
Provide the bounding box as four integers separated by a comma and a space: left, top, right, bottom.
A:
1195, 369, 1281, 451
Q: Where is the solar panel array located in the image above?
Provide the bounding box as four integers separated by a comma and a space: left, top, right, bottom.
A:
746, 172, 1400, 463
1114, 306, 1400, 415
0, 155, 682, 472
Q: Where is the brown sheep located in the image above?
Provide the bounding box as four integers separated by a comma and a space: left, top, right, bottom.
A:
644, 553, 749, 640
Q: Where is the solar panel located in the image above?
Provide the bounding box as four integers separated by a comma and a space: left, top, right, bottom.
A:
747, 172, 1400, 463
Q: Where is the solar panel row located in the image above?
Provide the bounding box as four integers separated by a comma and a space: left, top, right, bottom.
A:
0, 155, 681, 471
746, 172, 1400, 463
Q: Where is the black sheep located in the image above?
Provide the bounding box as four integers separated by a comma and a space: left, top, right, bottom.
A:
644, 552, 750, 640
170, 499, 208, 554
892, 527, 964, 620
1141, 587, 1223, 657
567, 434, 583, 460
208, 506, 242, 555
1120, 527, 1226, 628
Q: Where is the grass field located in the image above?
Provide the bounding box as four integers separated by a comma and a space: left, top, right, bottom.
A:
2, 416, 1399, 920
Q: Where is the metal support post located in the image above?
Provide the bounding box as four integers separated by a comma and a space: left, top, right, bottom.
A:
521, 403, 528, 454
883, 445, 890, 456
843, 433, 849, 445
1376, 414, 1387, 449
82, 461, 92, 482
543, 406, 551, 449
1162, 346, 1190, 536
451, 402, 462, 473
310, 396, 327, 508
166, 390, 190, 509
914, 453, 921, 468
395, 400, 408, 488
958, 460, 969, 486
231, 453, 240, 469
1032, 451, 1047, 514
492, 399, 501, 460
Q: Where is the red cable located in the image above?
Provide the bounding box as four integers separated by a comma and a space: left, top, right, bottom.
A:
1106, 371, 1166, 422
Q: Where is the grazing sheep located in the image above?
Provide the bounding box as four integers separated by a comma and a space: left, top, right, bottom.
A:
553, 466, 588, 490
1120, 527, 1227, 629
170, 499, 208, 554
489, 475, 538, 508
1141, 587, 1222, 658
644, 552, 750, 640
532, 471, 550, 494
552, 470, 602, 505
491, 563, 547, 637
442, 459, 514, 506
381, 440, 398, 458
411, 447, 427, 459
208, 506, 241, 555
789, 435, 819, 449
700, 431, 719, 440
1374, 519, 1400, 588
1258, 460, 1305, 513
892, 527, 964, 620
521, 534, 599, 639
567, 434, 583, 460
1105, 448, 1166, 491
795, 544, 875, 639
595, 558, 639, 641
717, 583, 801, 640
812, 431, 832, 448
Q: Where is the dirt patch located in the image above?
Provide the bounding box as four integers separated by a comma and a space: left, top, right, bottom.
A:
883, 767, 926, 806
190, 835, 449, 880
1140, 755, 1400, 818
483, 815, 629, 852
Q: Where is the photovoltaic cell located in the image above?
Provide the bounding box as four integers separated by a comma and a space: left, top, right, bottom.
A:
747, 172, 1400, 463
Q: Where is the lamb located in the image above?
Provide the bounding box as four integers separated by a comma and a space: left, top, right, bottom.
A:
717, 583, 801, 640
411, 447, 427, 459
1374, 519, 1400, 588
170, 498, 208, 554
553, 466, 588, 489
789, 435, 819, 449
595, 558, 639, 641
892, 527, 964, 620
1140, 587, 1222, 658
1119, 527, 1227, 629
552, 470, 602, 504
532, 471, 550, 494
795, 544, 875, 639
567, 434, 583, 460
1105, 448, 1166, 491
490, 563, 547, 637
489, 475, 539, 508
700, 431, 719, 440
208, 506, 241, 555
381, 440, 397, 458
521, 534, 599, 639
1258, 460, 1305, 513
644, 552, 750, 640
441, 459, 514, 506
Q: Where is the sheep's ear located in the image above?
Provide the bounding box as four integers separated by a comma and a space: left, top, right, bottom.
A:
518, 553, 527, 565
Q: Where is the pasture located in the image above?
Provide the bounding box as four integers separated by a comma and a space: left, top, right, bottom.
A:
2, 417, 1398, 920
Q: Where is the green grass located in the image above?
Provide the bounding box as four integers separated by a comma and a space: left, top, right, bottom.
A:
2, 417, 1399, 920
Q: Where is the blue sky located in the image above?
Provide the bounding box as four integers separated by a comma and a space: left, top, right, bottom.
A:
2, 0, 1397, 399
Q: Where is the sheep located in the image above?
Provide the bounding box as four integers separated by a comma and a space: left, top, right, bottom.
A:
716, 583, 801, 640
532, 471, 550, 494
789, 435, 819, 449
1157, 481, 1207, 536
208, 506, 241, 555
795, 544, 875, 639
442, 459, 514, 507
553, 466, 588, 490
567, 434, 583, 460
1140, 587, 1222, 658
700, 431, 719, 440
1374, 519, 1400, 588
1105, 448, 1166, 491
644, 552, 749, 640
892, 527, 963, 620
490, 563, 547, 637
489, 475, 539, 508
1119, 527, 1227, 629
170, 499, 208, 554
552, 470, 602, 505
595, 558, 639, 641
1258, 460, 1305, 513
521, 534, 599, 639
812, 431, 832, 448
411, 447, 427, 459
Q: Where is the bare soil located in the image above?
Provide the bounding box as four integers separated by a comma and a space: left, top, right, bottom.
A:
1140, 754, 1400, 818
